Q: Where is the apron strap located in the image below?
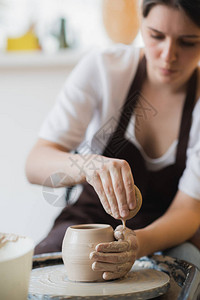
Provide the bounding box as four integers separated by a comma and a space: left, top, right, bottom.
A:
103, 56, 146, 156
116, 55, 147, 132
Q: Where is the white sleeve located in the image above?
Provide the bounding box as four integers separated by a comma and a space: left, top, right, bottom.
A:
178, 99, 200, 200
39, 49, 102, 150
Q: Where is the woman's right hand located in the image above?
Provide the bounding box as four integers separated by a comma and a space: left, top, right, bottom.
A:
85, 155, 136, 220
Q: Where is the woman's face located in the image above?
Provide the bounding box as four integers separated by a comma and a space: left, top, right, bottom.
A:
141, 4, 200, 86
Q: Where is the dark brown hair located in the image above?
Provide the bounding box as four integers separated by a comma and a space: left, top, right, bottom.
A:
142, 0, 200, 27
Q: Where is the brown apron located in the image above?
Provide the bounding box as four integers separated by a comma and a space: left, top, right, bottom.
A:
35, 57, 198, 254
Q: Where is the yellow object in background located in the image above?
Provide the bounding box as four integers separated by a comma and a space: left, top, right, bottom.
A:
102, 0, 140, 44
7, 28, 40, 51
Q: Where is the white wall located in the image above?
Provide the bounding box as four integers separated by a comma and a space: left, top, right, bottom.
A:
0, 51, 81, 246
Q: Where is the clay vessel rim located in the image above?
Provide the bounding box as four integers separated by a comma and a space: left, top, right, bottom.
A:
69, 224, 111, 231
0, 232, 35, 263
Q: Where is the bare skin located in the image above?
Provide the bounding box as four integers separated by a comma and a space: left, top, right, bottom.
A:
26, 4, 200, 280
26, 142, 136, 219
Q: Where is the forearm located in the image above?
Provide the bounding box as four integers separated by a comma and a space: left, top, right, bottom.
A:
26, 139, 137, 220
136, 205, 200, 258
26, 140, 97, 187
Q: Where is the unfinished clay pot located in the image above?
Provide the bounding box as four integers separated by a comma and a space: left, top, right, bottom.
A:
62, 224, 114, 282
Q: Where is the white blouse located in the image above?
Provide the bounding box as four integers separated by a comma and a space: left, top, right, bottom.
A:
39, 44, 200, 201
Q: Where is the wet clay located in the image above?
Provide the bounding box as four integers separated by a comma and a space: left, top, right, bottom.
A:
0, 233, 20, 249
29, 263, 170, 298
122, 219, 126, 229
62, 224, 114, 282
62, 187, 142, 282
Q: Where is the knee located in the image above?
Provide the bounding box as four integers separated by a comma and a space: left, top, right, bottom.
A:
164, 242, 200, 269
34, 239, 61, 255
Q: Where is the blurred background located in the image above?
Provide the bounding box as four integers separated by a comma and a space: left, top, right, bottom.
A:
0, 0, 108, 51
0, 0, 142, 246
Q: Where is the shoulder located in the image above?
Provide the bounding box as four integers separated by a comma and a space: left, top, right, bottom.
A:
67, 44, 141, 99
68, 44, 140, 75
76, 44, 141, 74
187, 66, 200, 148
98, 43, 140, 61
98, 44, 141, 75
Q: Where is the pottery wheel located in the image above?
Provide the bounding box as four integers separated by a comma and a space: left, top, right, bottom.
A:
29, 263, 170, 300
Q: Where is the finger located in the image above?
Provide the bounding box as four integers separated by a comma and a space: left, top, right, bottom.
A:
121, 162, 136, 210
114, 225, 126, 240
115, 225, 124, 232
100, 170, 120, 219
114, 228, 138, 251
92, 261, 131, 273
109, 163, 129, 219
95, 241, 129, 252
89, 172, 112, 215
114, 230, 124, 241
90, 250, 132, 264
114, 225, 133, 240
103, 270, 128, 281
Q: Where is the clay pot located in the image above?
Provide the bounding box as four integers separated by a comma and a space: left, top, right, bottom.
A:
0, 232, 35, 300
62, 224, 114, 282
102, 0, 140, 44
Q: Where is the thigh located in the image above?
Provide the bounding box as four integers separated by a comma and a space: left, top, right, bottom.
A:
163, 242, 200, 270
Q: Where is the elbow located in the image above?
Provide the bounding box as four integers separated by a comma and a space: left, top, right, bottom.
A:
25, 168, 34, 185
25, 153, 38, 185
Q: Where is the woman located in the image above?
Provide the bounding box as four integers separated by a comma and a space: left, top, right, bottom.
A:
26, 0, 200, 280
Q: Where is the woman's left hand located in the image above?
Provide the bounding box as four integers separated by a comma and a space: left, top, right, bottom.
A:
90, 225, 138, 280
